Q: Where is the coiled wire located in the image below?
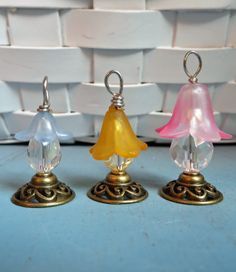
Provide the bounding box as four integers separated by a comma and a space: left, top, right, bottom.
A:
104, 70, 125, 109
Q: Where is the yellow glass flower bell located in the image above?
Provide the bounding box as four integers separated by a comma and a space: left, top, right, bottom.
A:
90, 105, 147, 160
87, 70, 148, 204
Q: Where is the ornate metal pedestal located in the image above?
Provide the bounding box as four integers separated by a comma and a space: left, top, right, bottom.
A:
88, 171, 148, 204
160, 172, 223, 205
12, 172, 75, 208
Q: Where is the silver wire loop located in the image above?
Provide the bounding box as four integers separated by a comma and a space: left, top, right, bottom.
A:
104, 70, 124, 108
183, 51, 202, 83
105, 70, 123, 95
37, 76, 50, 112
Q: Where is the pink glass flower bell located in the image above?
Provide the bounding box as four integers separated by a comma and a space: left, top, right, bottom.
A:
156, 82, 231, 142
156, 51, 231, 205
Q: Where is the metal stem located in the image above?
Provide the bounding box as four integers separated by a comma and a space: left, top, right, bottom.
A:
117, 155, 122, 171
188, 135, 198, 172
37, 76, 50, 112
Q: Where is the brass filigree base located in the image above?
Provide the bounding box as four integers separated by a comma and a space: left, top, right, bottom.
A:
160, 172, 223, 205
12, 172, 75, 208
88, 171, 148, 204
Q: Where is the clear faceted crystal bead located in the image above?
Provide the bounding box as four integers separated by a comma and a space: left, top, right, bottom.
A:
104, 154, 133, 172
170, 136, 214, 173
27, 137, 61, 173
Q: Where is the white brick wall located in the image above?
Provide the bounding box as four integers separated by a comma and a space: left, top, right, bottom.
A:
0, 9, 8, 45
93, 0, 146, 10
146, 0, 232, 10
174, 11, 230, 48
0, 0, 235, 142
0, 47, 92, 82
0, 1, 92, 9
227, 11, 236, 46
61, 10, 175, 49
7, 9, 62, 47
93, 49, 143, 84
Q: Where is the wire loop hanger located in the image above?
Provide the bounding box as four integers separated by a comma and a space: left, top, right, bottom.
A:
183, 51, 202, 83
104, 70, 124, 109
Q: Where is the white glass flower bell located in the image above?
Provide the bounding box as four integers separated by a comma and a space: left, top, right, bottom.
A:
12, 76, 75, 208
15, 111, 73, 174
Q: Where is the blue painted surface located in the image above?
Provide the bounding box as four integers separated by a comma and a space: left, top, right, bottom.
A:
0, 144, 235, 272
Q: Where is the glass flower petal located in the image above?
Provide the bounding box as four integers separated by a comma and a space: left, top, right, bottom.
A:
15, 111, 73, 141
156, 83, 232, 142
90, 105, 147, 160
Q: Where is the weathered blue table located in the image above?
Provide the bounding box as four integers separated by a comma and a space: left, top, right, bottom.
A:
0, 144, 235, 272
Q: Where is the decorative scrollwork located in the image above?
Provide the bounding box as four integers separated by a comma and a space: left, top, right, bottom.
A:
12, 181, 75, 207
161, 179, 223, 205
88, 181, 148, 204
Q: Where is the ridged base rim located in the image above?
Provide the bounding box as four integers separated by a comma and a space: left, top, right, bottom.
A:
12, 180, 75, 208
160, 178, 223, 205
88, 180, 148, 204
